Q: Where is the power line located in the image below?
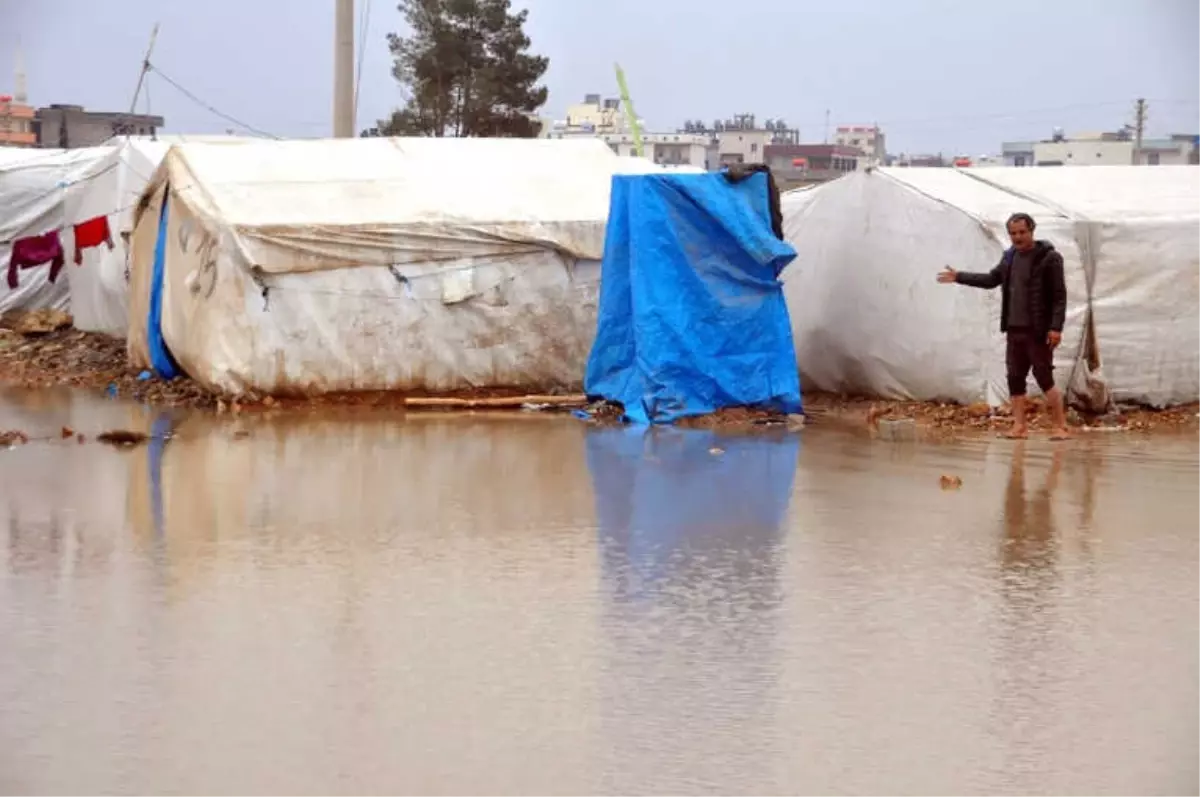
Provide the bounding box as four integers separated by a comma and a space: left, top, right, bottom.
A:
147, 64, 280, 139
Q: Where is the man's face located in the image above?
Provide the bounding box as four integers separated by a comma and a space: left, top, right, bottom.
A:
1007, 219, 1035, 251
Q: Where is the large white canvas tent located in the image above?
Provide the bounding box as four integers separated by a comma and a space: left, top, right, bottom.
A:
66, 135, 253, 335
127, 136, 668, 395
781, 166, 1200, 408
0, 146, 110, 315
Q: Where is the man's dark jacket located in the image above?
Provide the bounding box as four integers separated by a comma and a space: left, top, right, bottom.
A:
955, 240, 1067, 335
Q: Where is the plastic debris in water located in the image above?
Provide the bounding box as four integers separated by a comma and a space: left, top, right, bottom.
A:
96, 430, 150, 448
137, 370, 152, 381
0, 430, 29, 447
106, 383, 118, 397
940, 474, 963, 490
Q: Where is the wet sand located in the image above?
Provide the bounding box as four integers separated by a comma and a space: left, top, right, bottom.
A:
0, 388, 1196, 795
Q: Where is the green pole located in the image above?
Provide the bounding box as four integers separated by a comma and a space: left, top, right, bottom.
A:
614, 63, 644, 159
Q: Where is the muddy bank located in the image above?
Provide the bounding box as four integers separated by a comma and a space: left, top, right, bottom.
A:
803, 392, 1200, 437
574, 401, 805, 431
1, 323, 1196, 434
0, 326, 218, 408
0, 325, 585, 413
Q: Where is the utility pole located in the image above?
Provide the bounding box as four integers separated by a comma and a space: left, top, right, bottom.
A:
1132, 97, 1147, 165
334, 0, 356, 138
129, 24, 160, 115
823, 108, 830, 144
14, 38, 27, 104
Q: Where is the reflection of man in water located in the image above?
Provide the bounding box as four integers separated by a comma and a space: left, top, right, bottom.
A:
938, 213, 1070, 441
1001, 442, 1064, 582
991, 442, 1066, 793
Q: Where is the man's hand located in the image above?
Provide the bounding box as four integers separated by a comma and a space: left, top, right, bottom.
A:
1047, 330, 1062, 349
937, 266, 957, 284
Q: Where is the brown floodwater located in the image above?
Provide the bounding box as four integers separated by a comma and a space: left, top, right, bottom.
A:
0, 389, 1196, 795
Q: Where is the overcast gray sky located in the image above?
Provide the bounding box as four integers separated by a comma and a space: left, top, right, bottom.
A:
2, 0, 1197, 154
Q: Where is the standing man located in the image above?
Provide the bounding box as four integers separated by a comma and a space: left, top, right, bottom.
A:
938, 212, 1070, 440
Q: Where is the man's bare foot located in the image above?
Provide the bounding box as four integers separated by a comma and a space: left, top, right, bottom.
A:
1001, 426, 1028, 440
1049, 427, 1072, 441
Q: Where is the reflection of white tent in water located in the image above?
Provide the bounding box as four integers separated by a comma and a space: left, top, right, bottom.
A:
126, 137, 670, 396
781, 166, 1200, 408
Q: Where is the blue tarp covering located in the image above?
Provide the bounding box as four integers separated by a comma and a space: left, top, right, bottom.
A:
584, 171, 802, 425
148, 190, 181, 380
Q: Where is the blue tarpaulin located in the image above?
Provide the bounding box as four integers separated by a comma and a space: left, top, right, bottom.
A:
584, 171, 802, 425
148, 189, 182, 380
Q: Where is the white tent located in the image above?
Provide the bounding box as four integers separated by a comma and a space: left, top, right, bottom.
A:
781, 166, 1200, 408
127, 136, 668, 396
0, 146, 110, 315
65, 135, 254, 335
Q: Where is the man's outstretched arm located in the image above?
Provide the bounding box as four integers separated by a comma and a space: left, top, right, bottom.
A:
954, 261, 1004, 289
938, 259, 1004, 289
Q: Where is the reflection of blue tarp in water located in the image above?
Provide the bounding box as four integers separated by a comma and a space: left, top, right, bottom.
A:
584, 172, 802, 425
148, 413, 175, 542
585, 426, 799, 599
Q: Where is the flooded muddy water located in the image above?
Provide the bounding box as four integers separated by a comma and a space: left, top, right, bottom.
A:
0, 389, 1196, 795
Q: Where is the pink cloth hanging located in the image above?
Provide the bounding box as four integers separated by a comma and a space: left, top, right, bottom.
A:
7, 231, 66, 289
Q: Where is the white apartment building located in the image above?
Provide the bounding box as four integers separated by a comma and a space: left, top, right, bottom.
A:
1033, 138, 1134, 166
1138, 136, 1200, 165
607, 132, 717, 169
834, 125, 887, 165
1025, 131, 1198, 166
714, 129, 774, 165
543, 128, 716, 170
538, 94, 639, 137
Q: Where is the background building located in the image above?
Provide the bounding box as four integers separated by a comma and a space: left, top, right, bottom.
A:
543, 99, 806, 171
763, 144, 861, 188
956, 155, 1006, 168
1005, 130, 1199, 167
894, 153, 947, 168
0, 45, 35, 147
1137, 135, 1200, 165
541, 93, 640, 137
688, 114, 800, 166
603, 132, 717, 169
1001, 141, 1035, 167
542, 129, 716, 170
34, 104, 165, 148
834, 125, 887, 166
0, 94, 36, 147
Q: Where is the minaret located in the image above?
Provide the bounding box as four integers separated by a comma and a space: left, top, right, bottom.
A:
14, 38, 27, 104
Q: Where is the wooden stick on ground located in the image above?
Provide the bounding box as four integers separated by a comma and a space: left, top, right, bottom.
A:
402, 394, 587, 409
